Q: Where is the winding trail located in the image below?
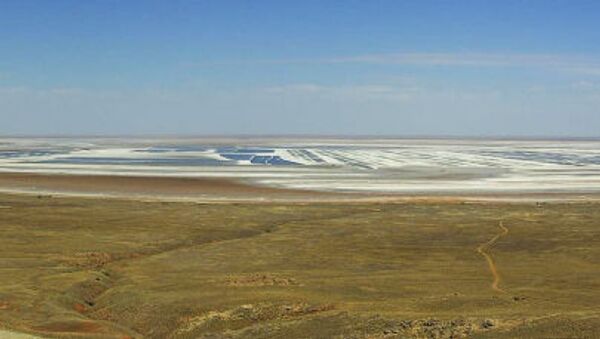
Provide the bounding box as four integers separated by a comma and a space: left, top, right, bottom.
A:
477, 221, 509, 293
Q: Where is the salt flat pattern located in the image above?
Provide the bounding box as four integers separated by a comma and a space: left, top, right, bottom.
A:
1, 138, 599, 193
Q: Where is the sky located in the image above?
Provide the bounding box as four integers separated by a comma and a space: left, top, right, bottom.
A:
1, 0, 600, 137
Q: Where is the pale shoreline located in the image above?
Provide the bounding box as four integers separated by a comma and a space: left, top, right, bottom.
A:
1, 172, 599, 203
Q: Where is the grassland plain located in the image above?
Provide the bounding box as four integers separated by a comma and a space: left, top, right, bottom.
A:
0, 193, 599, 338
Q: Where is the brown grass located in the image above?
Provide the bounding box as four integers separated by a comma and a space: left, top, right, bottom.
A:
0, 192, 599, 338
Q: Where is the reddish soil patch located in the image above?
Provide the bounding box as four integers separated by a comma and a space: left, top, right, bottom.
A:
73, 302, 86, 313
33, 320, 102, 333
0, 172, 326, 199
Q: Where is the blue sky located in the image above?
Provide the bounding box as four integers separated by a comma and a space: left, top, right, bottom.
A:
1, 0, 600, 136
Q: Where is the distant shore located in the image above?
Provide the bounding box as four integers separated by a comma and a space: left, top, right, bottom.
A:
0, 172, 333, 201
0, 172, 598, 203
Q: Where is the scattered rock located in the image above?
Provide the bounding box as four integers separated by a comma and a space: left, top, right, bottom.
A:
177, 302, 334, 335
481, 319, 495, 329
224, 273, 298, 286
399, 320, 412, 329
382, 328, 399, 335
364, 317, 476, 338
73, 252, 113, 268
423, 318, 439, 327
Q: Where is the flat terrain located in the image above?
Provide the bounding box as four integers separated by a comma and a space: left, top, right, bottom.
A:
0, 173, 334, 201
1, 193, 599, 338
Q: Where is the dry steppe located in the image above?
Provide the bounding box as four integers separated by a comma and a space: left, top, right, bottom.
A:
1, 193, 599, 338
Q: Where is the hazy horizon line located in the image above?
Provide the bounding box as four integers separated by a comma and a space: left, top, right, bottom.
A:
2, 133, 599, 141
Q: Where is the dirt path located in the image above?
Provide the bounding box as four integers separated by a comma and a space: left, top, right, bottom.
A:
477, 221, 509, 293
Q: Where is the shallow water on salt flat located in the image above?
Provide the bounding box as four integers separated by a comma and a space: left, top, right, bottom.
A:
1, 137, 600, 194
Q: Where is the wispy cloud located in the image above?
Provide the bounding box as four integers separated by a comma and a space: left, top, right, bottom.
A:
329, 52, 587, 67
191, 52, 600, 76
263, 83, 420, 102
